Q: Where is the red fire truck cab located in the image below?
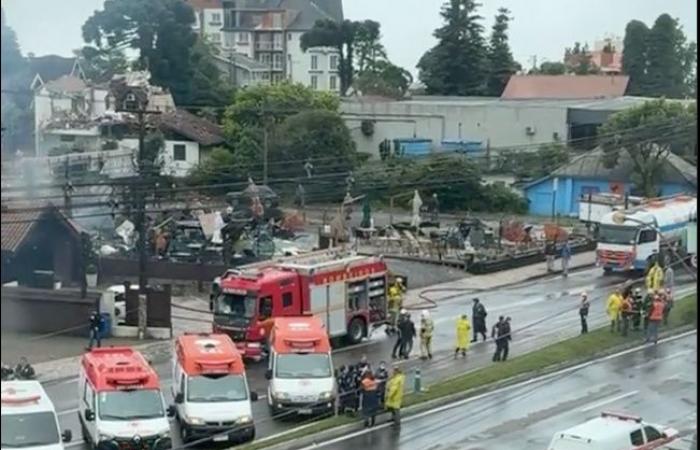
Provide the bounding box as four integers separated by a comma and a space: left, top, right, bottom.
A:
211, 250, 389, 360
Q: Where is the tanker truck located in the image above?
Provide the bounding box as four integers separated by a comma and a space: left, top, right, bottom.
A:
596, 195, 697, 273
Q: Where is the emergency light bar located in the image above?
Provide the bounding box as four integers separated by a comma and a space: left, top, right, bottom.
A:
1, 394, 41, 405
284, 338, 319, 349
195, 358, 237, 374
601, 411, 642, 422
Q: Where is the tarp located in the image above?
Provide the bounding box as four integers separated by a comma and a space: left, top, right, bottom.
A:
198, 212, 225, 244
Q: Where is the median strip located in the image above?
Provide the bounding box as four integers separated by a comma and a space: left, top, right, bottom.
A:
239, 294, 697, 450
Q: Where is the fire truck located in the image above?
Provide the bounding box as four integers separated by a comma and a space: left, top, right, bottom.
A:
211, 250, 389, 360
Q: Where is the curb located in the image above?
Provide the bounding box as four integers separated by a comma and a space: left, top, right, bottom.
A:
252, 325, 697, 450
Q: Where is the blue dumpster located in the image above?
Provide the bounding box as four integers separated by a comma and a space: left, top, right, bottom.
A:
99, 313, 112, 339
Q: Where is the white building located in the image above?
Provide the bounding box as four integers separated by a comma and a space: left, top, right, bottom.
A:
187, 0, 342, 91
32, 71, 224, 179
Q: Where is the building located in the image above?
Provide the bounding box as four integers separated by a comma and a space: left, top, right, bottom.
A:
500, 75, 629, 100
27, 54, 86, 91
31, 71, 223, 179
341, 95, 656, 159
523, 148, 697, 217
188, 0, 342, 90
1, 204, 85, 286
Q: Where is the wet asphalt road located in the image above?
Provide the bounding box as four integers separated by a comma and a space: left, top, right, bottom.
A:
49, 267, 694, 448
292, 332, 698, 450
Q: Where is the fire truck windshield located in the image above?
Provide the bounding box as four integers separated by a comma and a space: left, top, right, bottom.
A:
1, 412, 61, 448
598, 224, 638, 245
98, 389, 164, 421
215, 293, 257, 320
187, 374, 248, 402
275, 354, 332, 379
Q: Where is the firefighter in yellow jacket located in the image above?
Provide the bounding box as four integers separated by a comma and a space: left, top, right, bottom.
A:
384, 366, 405, 427
419, 310, 434, 360
455, 314, 471, 358
387, 278, 405, 334
606, 289, 623, 333
645, 261, 664, 292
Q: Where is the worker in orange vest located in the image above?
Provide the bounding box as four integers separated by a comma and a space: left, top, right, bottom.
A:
645, 295, 665, 345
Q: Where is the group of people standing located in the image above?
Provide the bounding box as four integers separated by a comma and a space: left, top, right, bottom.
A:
544, 240, 572, 277
336, 357, 406, 428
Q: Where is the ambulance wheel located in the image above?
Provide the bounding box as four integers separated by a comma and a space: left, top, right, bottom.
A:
346, 318, 366, 345
179, 421, 192, 443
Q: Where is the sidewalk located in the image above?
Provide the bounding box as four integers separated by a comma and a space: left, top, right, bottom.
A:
404, 250, 597, 305
28, 252, 595, 383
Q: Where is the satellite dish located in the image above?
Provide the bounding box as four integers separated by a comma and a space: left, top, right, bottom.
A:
612, 212, 627, 225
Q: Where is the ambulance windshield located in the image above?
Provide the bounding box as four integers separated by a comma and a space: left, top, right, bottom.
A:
188, 374, 248, 402
215, 293, 256, 320
98, 389, 164, 420
1, 412, 60, 447
276, 354, 332, 379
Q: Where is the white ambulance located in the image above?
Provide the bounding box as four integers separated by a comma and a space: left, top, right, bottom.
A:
77, 347, 174, 449
548, 411, 679, 450
172, 333, 257, 444
265, 317, 335, 417
1, 381, 72, 450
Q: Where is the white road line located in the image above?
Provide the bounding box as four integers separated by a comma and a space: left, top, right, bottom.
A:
628, 350, 694, 369
580, 390, 639, 412
57, 407, 79, 416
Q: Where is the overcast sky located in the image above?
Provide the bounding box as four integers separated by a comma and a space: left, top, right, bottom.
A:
2, 0, 697, 76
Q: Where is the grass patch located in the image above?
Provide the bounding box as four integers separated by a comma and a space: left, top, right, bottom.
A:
240, 294, 697, 450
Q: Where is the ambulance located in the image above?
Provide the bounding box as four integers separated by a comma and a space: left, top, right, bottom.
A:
77, 347, 174, 449
548, 411, 678, 450
172, 333, 257, 444
1, 381, 72, 450
266, 317, 335, 417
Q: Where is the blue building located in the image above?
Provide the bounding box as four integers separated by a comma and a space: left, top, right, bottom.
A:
523, 148, 697, 217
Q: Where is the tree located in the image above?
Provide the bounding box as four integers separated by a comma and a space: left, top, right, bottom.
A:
354, 60, 413, 98
301, 19, 358, 95
646, 14, 692, 98
77, 46, 128, 83
82, 0, 224, 105
622, 20, 650, 95
417, 0, 488, 96
485, 7, 516, 96
1, 8, 24, 79
599, 99, 696, 197
533, 61, 567, 75
354, 20, 386, 73
565, 42, 600, 75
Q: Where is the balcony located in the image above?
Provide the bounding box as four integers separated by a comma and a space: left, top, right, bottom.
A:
255, 41, 283, 51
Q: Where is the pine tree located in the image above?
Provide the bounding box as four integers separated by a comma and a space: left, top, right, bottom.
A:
646, 14, 689, 98
622, 20, 650, 95
485, 7, 516, 96
417, 0, 487, 96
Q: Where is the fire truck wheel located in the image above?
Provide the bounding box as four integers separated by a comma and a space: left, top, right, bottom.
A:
603, 267, 613, 276
346, 318, 366, 345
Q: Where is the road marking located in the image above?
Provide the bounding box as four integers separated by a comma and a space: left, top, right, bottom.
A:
292, 329, 697, 450
57, 407, 79, 416
580, 390, 639, 412
629, 350, 694, 369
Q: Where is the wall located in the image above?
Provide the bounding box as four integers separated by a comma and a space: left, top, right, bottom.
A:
0, 286, 100, 335
119, 138, 199, 178
525, 176, 696, 216
202, 8, 224, 45
340, 99, 571, 158
39, 130, 101, 157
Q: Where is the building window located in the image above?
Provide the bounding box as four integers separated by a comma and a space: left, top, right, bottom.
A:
210, 13, 222, 24
173, 144, 186, 161
273, 32, 283, 49
311, 55, 318, 70
209, 33, 221, 43
258, 53, 272, 66
273, 53, 283, 70
330, 55, 338, 71
60, 135, 75, 142
224, 32, 234, 48
238, 32, 249, 44
329, 75, 337, 90
310, 75, 318, 89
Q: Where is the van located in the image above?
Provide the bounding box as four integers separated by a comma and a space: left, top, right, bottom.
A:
172, 333, 257, 444
265, 317, 335, 417
78, 347, 174, 449
1, 381, 72, 450
548, 411, 678, 450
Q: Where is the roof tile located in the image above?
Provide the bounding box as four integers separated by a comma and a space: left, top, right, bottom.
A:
501, 75, 629, 100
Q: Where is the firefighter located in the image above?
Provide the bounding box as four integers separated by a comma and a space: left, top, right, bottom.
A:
391, 309, 408, 359
620, 292, 633, 337
493, 317, 512, 362
419, 310, 434, 360
87, 310, 104, 349
385, 366, 406, 428
400, 313, 416, 359
387, 278, 405, 334
645, 295, 665, 345
645, 260, 664, 291
606, 290, 623, 333
455, 314, 471, 358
